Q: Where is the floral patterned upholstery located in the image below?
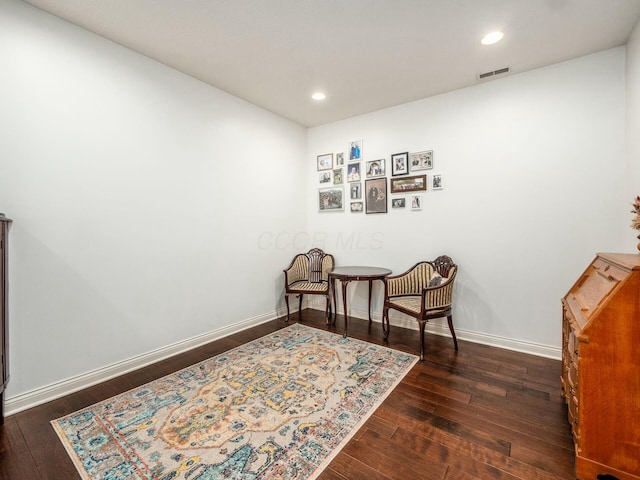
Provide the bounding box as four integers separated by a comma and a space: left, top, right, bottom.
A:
383, 255, 458, 360
283, 248, 334, 321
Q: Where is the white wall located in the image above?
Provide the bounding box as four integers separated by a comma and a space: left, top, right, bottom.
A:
0, 0, 307, 402
307, 48, 627, 354
626, 17, 640, 252
0, 0, 633, 410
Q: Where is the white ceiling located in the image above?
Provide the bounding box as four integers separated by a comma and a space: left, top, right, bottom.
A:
22, 0, 640, 127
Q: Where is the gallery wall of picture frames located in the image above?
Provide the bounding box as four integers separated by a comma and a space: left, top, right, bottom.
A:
317, 140, 443, 213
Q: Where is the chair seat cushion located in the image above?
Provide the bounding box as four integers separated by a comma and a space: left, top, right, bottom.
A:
387, 296, 449, 317
288, 280, 329, 293
387, 296, 422, 314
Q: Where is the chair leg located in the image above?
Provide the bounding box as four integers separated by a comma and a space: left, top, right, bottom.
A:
324, 295, 330, 323
447, 314, 458, 351
419, 320, 426, 361
382, 306, 390, 339
285, 294, 290, 322
298, 294, 303, 321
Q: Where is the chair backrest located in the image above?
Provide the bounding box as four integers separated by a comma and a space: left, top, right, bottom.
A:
387, 261, 434, 296
306, 248, 334, 282
307, 248, 325, 283
285, 248, 334, 285
386, 256, 457, 297
433, 255, 456, 278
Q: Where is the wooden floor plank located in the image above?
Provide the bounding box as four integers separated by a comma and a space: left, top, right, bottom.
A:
0, 310, 575, 480
433, 401, 574, 452
344, 428, 449, 480
0, 416, 42, 480
391, 428, 523, 480
319, 452, 392, 480
391, 426, 565, 480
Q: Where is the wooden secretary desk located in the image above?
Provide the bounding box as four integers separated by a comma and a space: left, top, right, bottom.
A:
0, 214, 11, 425
561, 252, 640, 480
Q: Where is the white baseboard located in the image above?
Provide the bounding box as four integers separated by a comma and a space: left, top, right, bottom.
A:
309, 298, 561, 360
5, 299, 560, 417
5, 307, 291, 416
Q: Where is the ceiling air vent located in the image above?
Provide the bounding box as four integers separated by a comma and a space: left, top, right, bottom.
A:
478, 67, 510, 80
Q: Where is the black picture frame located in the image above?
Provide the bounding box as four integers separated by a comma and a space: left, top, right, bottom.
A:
365, 178, 387, 214
391, 152, 409, 176
392, 198, 406, 209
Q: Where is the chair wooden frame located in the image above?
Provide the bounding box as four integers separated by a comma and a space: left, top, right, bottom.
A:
283, 248, 334, 322
382, 255, 458, 360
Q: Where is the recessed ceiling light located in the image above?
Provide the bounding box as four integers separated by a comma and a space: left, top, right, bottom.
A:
311, 92, 326, 101
481, 31, 504, 45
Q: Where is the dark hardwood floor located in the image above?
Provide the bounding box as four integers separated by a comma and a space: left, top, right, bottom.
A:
0, 309, 575, 479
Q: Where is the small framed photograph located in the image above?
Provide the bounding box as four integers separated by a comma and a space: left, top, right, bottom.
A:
350, 202, 364, 213
346, 163, 361, 182
317, 153, 333, 171
392, 198, 406, 209
366, 159, 386, 178
349, 140, 362, 161
391, 152, 409, 176
350, 182, 362, 200
431, 173, 443, 190
335, 152, 345, 167
365, 178, 387, 214
333, 168, 343, 185
409, 150, 433, 171
319, 187, 344, 212
390, 174, 427, 193
319, 172, 331, 184
411, 195, 423, 210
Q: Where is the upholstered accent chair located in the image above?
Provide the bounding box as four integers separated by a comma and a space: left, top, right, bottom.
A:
382, 255, 458, 360
283, 248, 335, 322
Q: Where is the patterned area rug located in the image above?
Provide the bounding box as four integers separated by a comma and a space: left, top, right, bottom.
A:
52, 324, 418, 480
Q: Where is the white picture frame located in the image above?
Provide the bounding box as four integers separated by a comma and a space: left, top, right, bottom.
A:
366, 159, 386, 178
318, 187, 344, 212
350, 202, 363, 212
350, 182, 362, 200
317, 153, 333, 171
333, 168, 343, 185
347, 163, 361, 182
431, 173, 443, 190
409, 150, 433, 171
349, 140, 362, 161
